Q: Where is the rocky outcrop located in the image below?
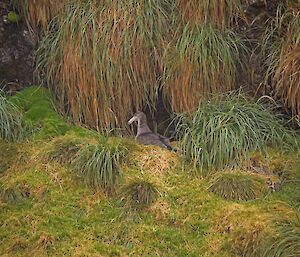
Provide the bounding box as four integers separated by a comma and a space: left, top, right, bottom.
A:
0, 0, 34, 94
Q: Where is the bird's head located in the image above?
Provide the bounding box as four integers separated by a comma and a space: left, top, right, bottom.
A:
128, 111, 146, 124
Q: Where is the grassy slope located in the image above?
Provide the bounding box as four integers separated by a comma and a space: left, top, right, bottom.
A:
0, 87, 299, 256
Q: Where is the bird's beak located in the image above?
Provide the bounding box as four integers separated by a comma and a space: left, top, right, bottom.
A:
128, 116, 137, 124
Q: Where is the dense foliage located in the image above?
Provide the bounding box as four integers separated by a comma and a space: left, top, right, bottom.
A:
176, 94, 297, 174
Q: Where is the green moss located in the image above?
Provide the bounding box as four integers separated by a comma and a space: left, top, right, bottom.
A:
7, 11, 21, 23
10, 86, 70, 138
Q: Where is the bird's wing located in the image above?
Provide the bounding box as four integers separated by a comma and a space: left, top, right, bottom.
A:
137, 132, 172, 150
157, 134, 172, 150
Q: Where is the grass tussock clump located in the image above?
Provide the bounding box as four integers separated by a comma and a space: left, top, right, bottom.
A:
262, 216, 300, 257
164, 24, 248, 113
0, 184, 31, 204
0, 92, 29, 142
47, 135, 86, 165
262, 8, 300, 118
177, 94, 297, 174
176, 0, 243, 29
37, 0, 174, 132
209, 172, 267, 201
73, 141, 127, 194
121, 180, 159, 212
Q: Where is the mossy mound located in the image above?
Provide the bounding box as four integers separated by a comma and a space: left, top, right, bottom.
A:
7, 11, 21, 23
9, 86, 70, 138
121, 180, 159, 212
209, 172, 267, 201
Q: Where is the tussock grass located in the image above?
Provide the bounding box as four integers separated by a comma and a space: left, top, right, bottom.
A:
262, 7, 300, 118
163, 24, 248, 113
0, 184, 31, 203
176, 0, 243, 29
73, 140, 127, 194
0, 92, 28, 142
176, 94, 298, 174
37, 0, 174, 132
262, 215, 300, 257
121, 180, 159, 212
13, 0, 69, 31
47, 136, 85, 165
209, 172, 267, 201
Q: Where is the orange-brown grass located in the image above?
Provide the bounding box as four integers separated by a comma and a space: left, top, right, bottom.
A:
176, 0, 243, 29
273, 14, 300, 118
37, 0, 173, 132
13, 0, 70, 31
132, 146, 179, 176
263, 8, 300, 118
163, 24, 249, 113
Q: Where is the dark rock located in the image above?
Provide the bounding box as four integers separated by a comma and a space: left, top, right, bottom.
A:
0, 0, 34, 94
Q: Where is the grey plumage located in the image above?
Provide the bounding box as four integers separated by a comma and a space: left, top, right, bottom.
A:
128, 111, 172, 150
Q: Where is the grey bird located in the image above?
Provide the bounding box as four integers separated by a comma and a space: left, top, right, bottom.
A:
128, 111, 172, 150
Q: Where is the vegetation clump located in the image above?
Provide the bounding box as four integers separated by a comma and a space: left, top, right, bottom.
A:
36, 0, 175, 132
47, 135, 85, 165
209, 172, 267, 201
262, 6, 300, 119
0, 91, 28, 142
0, 184, 31, 203
176, 0, 243, 29
73, 140, 127, 194
164, 24, 248, 112
10, 86, 70, 138
261, 214, 300, 257
122, 180, 159, 212
176, 94, 297, 174
12, 0, 68, 30
7, 11, 21, 23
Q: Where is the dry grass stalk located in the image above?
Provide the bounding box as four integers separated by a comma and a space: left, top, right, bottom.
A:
272, 12, 300, 118
163, 24, 248, 113
133, 146, 179, 175
13, 0, 69, 31
176, 0, 243, 29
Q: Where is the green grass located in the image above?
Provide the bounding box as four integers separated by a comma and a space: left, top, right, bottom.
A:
261, 215, 300, 257
208, 172, 267, 201
176, 93, 298, 175
73, 139, 128, 194
0, 136, 299, 256
0, 91, 28, 142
